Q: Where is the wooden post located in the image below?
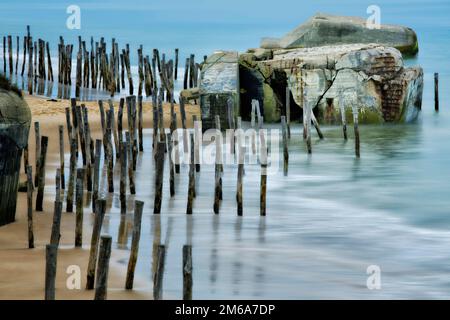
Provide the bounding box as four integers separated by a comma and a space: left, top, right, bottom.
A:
50, 200, 63, 247
75, 168, 85, 247
183, 245, 193, 300
260, 130, 267, 216
281, 116, 289, 176
214, 124, 223, 214
311, 113, 324, 139
3, 36, 6, 73
193, 115, 201, 172
154, 142, 165, 214
304, 99, 312, 154
353, 107, 360, 158
435, 72, 439, 112
45, 244, 58, 300
108, 100, 120, 159
76, 105, 87, 166
36, 136, 48, 211
92, 139, 102, 213
236, 146, 244, 216
171, 113, 181, 174
138, 95, 144, 151
168, 133, 175, 197
125, 132, 136, 194
8, 35, 13, 74
118, 98, 124, 155
94, 235, 112, 300
339, 97, 347, 140
58, 125, 65, 190
26, 166, 34, 248
66, 137, 77, 213
34, 121, 40, 187
82, 106, 94, 191
125, 200, 144, 289
174, 48, 179, 80
153, 245, 166, 300
183, 57, 189, 90
86, 199, 106, 290
120, 141, 127, 214
65, 107, 72, 143
55, 169, 61, 203
286, 87, 291, 139
15, 35, 19, 75
105, 109, 114, 193
186, 134, 195, 215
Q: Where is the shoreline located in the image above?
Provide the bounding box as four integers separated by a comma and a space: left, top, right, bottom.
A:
0, 94, 199, 300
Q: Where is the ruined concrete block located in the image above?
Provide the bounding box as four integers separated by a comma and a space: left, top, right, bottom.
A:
259, 44, 423, 123
199, 51, 240, 130
261, 13, 419, 55
0, 86, 31, 226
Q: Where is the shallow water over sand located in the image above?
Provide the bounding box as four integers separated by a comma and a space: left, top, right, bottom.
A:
39, 104, 450, 299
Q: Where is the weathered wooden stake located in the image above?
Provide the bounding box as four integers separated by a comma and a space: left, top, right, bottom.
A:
153, 244, 166, 300
286, 87, 291, 139
193, 115, 201, 172
154, 142, 165, 214
186, 134, 195, 215
353, 107, 360, 158
34, 121, 40, 187
213, 126, 223, 214
138, 95, 144, 152
236, 146, 244, 216
86, 199, 106, 290
66, 137, 77, 212
281, 116, 289, 176
50, 200, 63, 247
94, 235, 112, 300
36, 136, 48, 211
92, 139, 102, 213
75, 168, 85, 247
340, 98, 348, 140
311, 112, 324, 139
45, 244, 58, 300
26, 166, 34, 248
260, 130, 267, 216
58, 125, 65, 189
435, 72, 439, 112
105, 109, 114, 193
125, 200, 144, 290
125, 132, 136, 194
120, 141, 127, 214
183, 245, 193, 300
168, 133, 175, 197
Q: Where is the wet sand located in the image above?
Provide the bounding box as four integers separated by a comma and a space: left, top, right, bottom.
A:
0, 94, 199, 300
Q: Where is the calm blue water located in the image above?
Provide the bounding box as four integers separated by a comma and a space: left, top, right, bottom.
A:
3, 0, 450, 299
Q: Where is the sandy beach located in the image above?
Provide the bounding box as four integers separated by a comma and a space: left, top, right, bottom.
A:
0, 94, 199, 300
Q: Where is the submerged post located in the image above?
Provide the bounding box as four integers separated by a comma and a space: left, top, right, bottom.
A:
153, 245, 166, 300
86, 199, 106, 290
125, 200, 144, 290
94, 235, 112, 300
183, 245, 193, 300
154, 142, 165, 214
434, 72, 439, 112
45, 244, 58, 300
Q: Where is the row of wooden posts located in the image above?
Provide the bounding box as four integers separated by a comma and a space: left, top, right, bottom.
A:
2, 27, 201, 99
26, 92, 268, 300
